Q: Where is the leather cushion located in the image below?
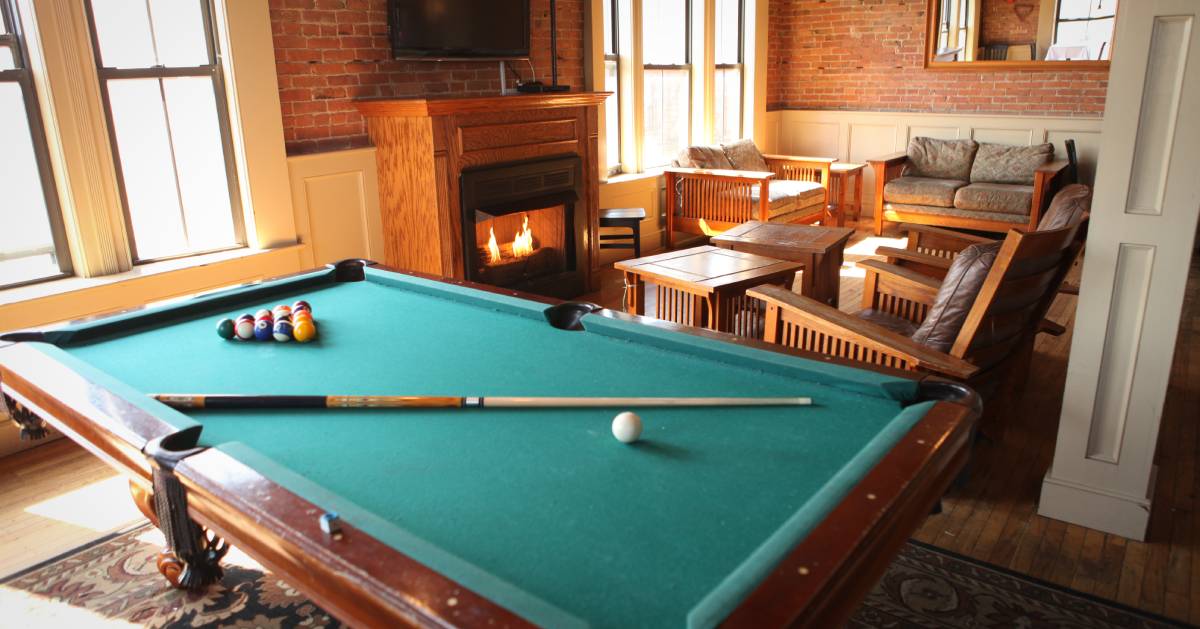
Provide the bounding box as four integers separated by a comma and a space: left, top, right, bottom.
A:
1038, 184, 1091, 231
722, 139, 770, 171
856, 309, 919, 336
884, 176, 967, 207
903, 137, 979, 181
953, 183, 1035, 215
910, 241, 1002, 353
970, 142, 1054, 184
674, 145, 734, 170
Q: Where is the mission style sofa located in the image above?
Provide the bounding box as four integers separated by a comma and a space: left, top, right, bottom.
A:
664, 140, 834, 247
868, 137, 1070, 236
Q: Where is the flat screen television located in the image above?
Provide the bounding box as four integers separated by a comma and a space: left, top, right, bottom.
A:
388, 0, 530, 59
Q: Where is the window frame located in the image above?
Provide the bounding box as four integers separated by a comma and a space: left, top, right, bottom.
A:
83, 0, 245, 265
1052, 0, 1117, 58
604, 0, 622, 176
0, 0, 72, 289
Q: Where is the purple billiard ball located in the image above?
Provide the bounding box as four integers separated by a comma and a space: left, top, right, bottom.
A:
254, 318, 274, 341
292, 300, 311, 314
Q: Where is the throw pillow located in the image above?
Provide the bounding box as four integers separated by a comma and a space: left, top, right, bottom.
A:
903, 137, 979, 181
674, 145, 735, 170
970, 142, 1054, 185
722, 139, 770, 172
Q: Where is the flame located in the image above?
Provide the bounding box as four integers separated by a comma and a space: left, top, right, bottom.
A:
512, 214, 534, 258
487, 227, 501, 264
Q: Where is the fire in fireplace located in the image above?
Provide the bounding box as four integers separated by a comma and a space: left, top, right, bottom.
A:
460, 156, 587, 298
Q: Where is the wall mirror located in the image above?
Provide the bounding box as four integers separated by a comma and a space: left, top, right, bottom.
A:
926, 0, 1115, 70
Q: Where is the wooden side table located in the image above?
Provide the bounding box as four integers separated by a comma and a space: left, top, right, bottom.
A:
829, 162, 866, 226
710, 221, 855, 308
614, 246, 802, 336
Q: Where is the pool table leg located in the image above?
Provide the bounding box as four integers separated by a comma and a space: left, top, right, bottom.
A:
129, 473, 229, 591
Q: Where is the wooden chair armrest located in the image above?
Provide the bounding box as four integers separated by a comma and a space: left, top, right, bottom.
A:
665, 167, 775, 183
900, 223, 995, 248
747, 286, 980, 380
761, 155, 837, 164
876, 247, 954, 270
867, 152, 909, 168
859, 259, 943, 294
1036, 159, 1071, 176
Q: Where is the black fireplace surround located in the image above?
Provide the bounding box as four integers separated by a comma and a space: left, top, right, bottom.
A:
459, 155, 587, 298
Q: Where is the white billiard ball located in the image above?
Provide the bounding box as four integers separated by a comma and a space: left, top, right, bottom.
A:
612, 411, 643, 444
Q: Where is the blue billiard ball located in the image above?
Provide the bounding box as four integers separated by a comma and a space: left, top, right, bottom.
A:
254, 318, 274, 341
273, 319, 294, 342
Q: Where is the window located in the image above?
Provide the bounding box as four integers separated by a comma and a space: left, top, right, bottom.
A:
597, 0, 755, 174
712, 0, 743, 144
603, 0, 621, 174
1055, 0, 1116, 60
0, 0, 70, 289
641, 0, 691, 168
86, 0, 243, 263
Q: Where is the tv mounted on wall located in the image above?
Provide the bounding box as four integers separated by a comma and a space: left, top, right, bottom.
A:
388, 0, 530, 60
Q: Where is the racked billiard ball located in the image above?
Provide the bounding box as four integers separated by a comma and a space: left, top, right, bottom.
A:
234, 318, 255, 340
273, 319, 294, 342
293, 319, 316, 343
216, 318, 235, 340
254, 318, 274, 341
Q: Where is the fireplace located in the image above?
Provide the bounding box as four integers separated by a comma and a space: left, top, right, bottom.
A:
460, 156, 587, 298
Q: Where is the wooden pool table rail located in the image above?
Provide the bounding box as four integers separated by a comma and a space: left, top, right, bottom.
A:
0, 260, 979, 628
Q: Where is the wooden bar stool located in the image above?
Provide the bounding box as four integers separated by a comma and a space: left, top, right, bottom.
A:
599, 207, 646, 258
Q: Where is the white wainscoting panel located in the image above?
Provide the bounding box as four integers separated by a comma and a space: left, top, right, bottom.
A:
287, 147, 384, 266
765, 110, 1105, 215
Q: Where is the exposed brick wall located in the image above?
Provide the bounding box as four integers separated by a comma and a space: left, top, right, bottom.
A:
269, 0, 584, 154
981, 0, 1040, 46
767, 0, 1107, 116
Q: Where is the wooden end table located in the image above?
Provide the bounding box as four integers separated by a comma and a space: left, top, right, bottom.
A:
829, 162, 866, 226
614, 245, 802, 336
710, 221, 854, 308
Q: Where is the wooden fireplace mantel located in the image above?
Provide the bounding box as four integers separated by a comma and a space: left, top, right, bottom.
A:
356, 92, 611, 290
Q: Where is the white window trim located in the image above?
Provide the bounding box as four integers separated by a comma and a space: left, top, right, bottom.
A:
14, 0, 295, 279
586, 0, 767, 178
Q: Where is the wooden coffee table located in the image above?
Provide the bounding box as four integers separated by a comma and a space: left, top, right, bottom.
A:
710, 221, 854, 307
614, 245, 802, 336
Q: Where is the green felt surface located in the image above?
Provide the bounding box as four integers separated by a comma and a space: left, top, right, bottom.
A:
48, 268, 931, 628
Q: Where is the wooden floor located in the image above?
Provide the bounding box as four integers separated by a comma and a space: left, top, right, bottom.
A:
1, 220, 1196, 625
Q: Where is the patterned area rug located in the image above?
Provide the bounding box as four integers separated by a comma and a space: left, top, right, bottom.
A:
0, 525, 1185, 628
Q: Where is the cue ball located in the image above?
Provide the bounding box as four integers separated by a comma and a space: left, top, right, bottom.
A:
612, 411, 642, 444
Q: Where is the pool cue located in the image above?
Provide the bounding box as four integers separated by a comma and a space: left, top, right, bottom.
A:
151, 394, 813, 410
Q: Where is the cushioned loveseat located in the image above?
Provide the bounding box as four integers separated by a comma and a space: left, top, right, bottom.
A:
868, 137, 1070, 236
664, 140, 834, 247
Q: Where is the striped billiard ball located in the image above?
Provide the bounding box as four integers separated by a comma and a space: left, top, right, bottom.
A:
273, 319, 294, 342
234, 318, 255, 340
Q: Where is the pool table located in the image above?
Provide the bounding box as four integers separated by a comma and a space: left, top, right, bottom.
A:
0, 260, 977, 628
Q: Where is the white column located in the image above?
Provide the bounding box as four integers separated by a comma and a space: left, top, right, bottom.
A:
1039, 0, 1200, 540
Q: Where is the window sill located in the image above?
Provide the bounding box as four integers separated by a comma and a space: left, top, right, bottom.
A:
0, 244, 308, 331
603, 169, 666, 185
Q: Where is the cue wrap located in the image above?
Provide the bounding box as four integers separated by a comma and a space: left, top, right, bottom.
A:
145, 427, 228, 591
1, 392, 49, 440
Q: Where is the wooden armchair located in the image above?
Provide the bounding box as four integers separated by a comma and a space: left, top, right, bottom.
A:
747, 217, 1087, 433
665, 155, 834, 248
878, 183, 1092, 334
